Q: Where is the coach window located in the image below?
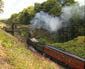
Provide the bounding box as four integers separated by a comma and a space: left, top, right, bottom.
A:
76, 60, 81, 66
58, 53, 63, 60
54, 51, 57, 56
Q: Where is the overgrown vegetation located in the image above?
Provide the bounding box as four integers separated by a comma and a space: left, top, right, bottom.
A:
0, 0, 85, 68
8, 0, 75, 24
35, 30, 85, 58
7, 0, 85, 42
0, 0, 4, 13
52, 36, 85, 58
33, 29, 54, 44
1, 0, 85, 59
0, 30, 62, 69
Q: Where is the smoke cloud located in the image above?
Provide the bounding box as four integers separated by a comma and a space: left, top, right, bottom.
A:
61, 3, 85, 21
31, 11, 62, 32
75, 0, 85, 6
30, 3, 85, 33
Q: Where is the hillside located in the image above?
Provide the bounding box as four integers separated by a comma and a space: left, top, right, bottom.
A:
35, 31, 85, 59
33, 29, 85, 58
0, 30, 63, 69
0, 22, 6, 29
52, 36, 85, 59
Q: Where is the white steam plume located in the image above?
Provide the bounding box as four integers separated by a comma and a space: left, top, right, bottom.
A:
61, 3, 85, 21
31, 11, 62, 32
75, 0, 85, 6
30, 3, 85, 33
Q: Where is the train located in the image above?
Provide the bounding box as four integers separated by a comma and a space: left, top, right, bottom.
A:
27, 38, 85, 69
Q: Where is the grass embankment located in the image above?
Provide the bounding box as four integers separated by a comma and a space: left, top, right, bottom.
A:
0, 22, 6, 29
34, 30, 54, 44
52, 36, 85, 59
0, 30, 62, 69
33, 30, 85, 58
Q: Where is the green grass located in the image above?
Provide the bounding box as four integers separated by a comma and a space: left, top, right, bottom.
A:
34, 30, 85, 58
33, 30, 85, 58
34, 29, 54, 44
0, 30, 60, 69
36, 35, 54, 44
52, 36, 85, 59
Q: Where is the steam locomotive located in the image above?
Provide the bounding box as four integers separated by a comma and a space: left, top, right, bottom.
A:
27, 38, 85, 69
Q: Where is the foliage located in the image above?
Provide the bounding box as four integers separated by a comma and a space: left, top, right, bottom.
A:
34, 0, 75, 16
33, 29, 54, 44
0, 30, 18, 48
35, 0, 62, 16
0, 30, 59, 69
9, 0, 75, 24
52, 36, 85, 58
9, 13, 18, 23
58, 0, 75, 6
9, 6, 35, 24
52, 5, 85, 42
71, 6, 85, 36
0, 0, 4, 13
8, 0, 85, 43
34, 3, 41, 12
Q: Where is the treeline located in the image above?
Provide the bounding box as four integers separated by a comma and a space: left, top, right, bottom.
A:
8, 0, 85, 42
8, 0, 75, 24
8, 6, 35, 24
0, 0, 4, 13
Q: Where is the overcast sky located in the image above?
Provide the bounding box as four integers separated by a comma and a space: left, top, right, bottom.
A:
0, 0, 84, 19
0, 0, 47, 19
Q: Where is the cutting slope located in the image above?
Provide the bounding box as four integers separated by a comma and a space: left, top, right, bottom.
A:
0, 30, 63, 69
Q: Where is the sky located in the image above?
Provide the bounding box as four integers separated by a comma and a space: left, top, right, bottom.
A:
75, 0, 85, 6
0, 0, 47, 19
0, 0, 85, 19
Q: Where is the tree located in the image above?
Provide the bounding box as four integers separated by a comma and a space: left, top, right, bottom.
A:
0, 0, 4, 13
9, 13, 18, 23
49, 4, 62, 16
34, 3, 41, 12
58, 0, 75, 6
18, 6, 35, 24
26, 6, 35, 19
41, 0, 58, 12
9, 6, 35, 24
34, 0, 62, 16
34, 0, 75, 16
